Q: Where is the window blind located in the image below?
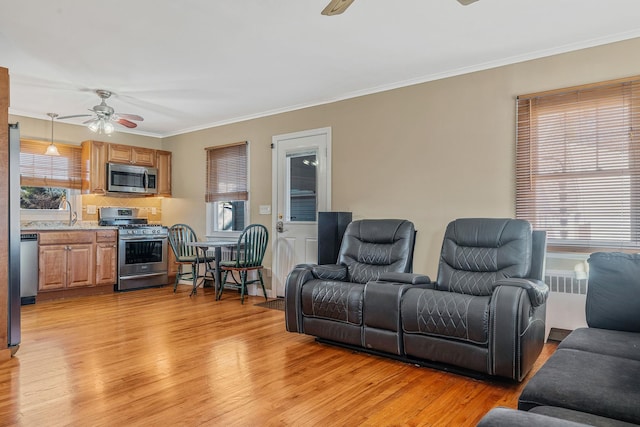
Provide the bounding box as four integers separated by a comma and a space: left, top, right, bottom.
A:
516, 77, 640, 251
20, 139, 83, 189
205, 141, 248, 203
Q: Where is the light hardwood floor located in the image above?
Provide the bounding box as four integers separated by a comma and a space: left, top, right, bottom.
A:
0, 286, 557, 426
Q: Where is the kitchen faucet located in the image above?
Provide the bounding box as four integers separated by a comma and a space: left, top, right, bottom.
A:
60, 196, 78, 226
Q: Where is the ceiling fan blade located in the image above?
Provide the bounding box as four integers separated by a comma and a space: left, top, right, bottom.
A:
57, 114, 92, 120
457, 0, 479, 5
322, 0, 355, 16
116, 118, 138, 129
83, 118, 98, 125
116, 113, 144, 121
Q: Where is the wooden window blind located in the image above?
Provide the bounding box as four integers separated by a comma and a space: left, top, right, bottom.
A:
20, 139, 82, 189
516, 77, 640, 251
205, 141, 248, 203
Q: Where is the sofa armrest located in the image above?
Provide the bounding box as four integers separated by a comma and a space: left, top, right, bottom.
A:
311, 264, 348, 281
285, 266, 316, 333
494, 278, 549, 307
378, 272, 431, 285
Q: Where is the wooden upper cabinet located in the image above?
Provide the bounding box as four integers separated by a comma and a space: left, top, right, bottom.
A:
108, 143, 155, 167
81, 140, 107, 194
156, 150, 172, 196
83, 141, 168, 194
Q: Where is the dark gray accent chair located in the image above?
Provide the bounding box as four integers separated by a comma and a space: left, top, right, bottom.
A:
515, 252, 640, 425
374, 218, 549, 381
285, 219, 416, 347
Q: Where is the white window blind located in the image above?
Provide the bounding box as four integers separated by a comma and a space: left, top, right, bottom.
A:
516, 77, 640, 251
20, 139, 82, 189
205, 141, 248, 203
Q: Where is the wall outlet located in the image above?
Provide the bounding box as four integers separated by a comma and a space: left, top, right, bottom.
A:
259, 205, 271, 215
86, 205, 97, 215
151, 207, 157, 215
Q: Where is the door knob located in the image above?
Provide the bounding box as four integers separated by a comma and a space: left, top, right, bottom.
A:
276, 221, 284, 233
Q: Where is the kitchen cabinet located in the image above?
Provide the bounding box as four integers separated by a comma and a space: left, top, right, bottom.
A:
156, 150, 172, 196
108, 143, 155, 166
95, 230, 117, 286
81, 140, 108, 194
39, 231, 95, 291
81, 140, 172, 196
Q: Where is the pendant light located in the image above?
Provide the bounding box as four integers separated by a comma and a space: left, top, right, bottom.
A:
45, 113, 60, 156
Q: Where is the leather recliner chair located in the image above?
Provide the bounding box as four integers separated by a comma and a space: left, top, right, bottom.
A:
378, 218, 549, 381
285, 219, 416, 347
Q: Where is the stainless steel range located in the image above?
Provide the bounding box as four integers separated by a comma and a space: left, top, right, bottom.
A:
99, 207, 168, 291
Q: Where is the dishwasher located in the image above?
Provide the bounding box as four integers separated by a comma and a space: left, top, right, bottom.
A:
20, 233, 38, 305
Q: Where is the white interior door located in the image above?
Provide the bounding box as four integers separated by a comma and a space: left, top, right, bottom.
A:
272, 127, 331, 298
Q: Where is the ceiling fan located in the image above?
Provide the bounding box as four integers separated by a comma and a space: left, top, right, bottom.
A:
322, 0, 479, 15
58, 89, 144, 134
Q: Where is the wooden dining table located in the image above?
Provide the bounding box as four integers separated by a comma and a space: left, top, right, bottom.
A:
185, 240, 237, 298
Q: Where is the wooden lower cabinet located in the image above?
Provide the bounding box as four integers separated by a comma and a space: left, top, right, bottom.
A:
95, 231, 117, 286
38, 230, 117, 296
39, 243, 95, 290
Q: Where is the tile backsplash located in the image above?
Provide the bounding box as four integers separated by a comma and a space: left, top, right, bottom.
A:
82, 194, 163, 223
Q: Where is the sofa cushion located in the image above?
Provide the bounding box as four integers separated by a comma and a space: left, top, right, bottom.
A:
530, 406, 640, 427
559, 328, 640, 362
587, 252, 640, 332
519, 348, 640, 424
339, 219, 415, 284
437, 218, 532, 296
401, 288, 490, 345
478, 407, 588, 427
300, 280, 364, 325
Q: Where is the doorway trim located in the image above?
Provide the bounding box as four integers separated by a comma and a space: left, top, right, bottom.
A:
271, 127, 332, 298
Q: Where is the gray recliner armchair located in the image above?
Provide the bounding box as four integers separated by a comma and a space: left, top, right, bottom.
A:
386, 218, 549, 381
285, 219, 416, 347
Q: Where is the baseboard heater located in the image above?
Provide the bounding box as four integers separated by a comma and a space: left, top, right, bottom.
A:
544, 271, 588, 341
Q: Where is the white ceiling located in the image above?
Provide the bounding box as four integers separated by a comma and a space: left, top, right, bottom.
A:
3, 0, 640, 138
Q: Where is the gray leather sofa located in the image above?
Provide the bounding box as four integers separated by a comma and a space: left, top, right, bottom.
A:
478, 252, 640, 426
286, 218, 549, 382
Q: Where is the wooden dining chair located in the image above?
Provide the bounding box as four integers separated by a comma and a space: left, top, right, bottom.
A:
167, 224, 215, 295
217, 224, 269, 304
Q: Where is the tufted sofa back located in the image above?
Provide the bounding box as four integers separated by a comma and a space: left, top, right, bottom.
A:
436, 218, 533, 296
338, 219, 416, 284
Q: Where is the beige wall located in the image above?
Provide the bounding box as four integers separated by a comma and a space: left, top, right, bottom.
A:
11, 37, 640, 276
163, 37, 640, 276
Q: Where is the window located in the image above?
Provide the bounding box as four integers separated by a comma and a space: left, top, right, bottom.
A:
516, 77, 640, 251
205, 141, 248, 233
287, 152, 317, 222
19, 139, 82, 210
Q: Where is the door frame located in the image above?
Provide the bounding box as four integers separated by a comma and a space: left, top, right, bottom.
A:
271, 127, 332, 298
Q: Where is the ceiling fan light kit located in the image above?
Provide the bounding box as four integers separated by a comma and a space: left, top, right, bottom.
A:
87, 118, 115, 135
57, 89, 144, 134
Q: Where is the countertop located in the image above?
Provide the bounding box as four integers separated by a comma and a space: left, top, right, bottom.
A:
20, 221, 118, 231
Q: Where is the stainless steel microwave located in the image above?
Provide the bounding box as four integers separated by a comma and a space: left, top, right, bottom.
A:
106, 163, 158, 195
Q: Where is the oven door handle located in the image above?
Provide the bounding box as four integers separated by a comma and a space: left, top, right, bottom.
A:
120, 236, 168, 241
120, 272, 168, 280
